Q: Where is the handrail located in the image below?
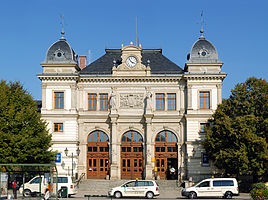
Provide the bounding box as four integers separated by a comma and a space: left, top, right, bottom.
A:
75, 172, 85, 187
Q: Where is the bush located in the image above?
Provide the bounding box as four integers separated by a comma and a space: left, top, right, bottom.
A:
250, 183, 268, 200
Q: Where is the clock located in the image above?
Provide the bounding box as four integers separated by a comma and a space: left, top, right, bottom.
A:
126, 56, 137, 67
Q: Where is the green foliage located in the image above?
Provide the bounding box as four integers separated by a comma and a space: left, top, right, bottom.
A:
203, 77, 268, 180
0, 80, 56, 164
250, 183, 268, 200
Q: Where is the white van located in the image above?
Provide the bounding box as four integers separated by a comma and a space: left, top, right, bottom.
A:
19, 176, 77, 197
108, 180, 160, 199
181, 178, 239, 199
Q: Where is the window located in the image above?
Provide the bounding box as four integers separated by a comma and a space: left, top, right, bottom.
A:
88, 130, 109, 142
202, 153, 209, 166
54, 92, 64, 109
88, 93, 97, 110
200, 123, 209, 133
30, 177, 41, 184
198, 181, 210, 187
213, 180, 234, 187
54, 123, 63, 132
155, 131, 178, 142
156, 93, 165, 110
167, 93, 176, 110
100, 93, 108, 111
200, 91, 210, 109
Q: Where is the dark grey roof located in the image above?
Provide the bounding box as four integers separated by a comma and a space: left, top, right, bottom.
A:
42, 37, 78, 65
80, 49, 183, 75
188, 32, 221, 64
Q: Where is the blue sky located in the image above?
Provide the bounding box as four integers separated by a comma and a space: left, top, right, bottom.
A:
1, 0, 267, 100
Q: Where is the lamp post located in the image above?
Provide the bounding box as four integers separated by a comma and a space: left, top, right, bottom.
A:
64, 147, 80, 178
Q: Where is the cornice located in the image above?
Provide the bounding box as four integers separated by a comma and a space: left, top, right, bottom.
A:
79, 76, 182, 83
183, 73, 227, 81
37, 73, 79, 81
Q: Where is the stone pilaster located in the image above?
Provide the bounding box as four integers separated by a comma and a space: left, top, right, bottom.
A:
109, 114, 120, 180
144, 114, 154, 179
41, 83, 47, 110
179, 85, 185, 113
216, 84, 222, 104
187, 85, 193, 110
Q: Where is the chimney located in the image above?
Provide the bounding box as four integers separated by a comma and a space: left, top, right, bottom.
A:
79, 56, 87, 70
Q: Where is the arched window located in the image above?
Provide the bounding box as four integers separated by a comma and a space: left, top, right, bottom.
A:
88, 130, 109, 142
122, 130, 143, 142
155, 130, 177, 142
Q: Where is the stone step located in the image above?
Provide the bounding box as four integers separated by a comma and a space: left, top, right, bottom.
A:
77, 179, 180, 192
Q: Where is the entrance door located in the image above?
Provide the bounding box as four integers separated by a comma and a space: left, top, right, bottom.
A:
121, 130, 143, 179
155, 130, 178, 180
87, 130, 109, 179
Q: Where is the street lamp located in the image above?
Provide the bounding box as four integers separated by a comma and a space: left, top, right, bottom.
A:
64, 147, 80, 177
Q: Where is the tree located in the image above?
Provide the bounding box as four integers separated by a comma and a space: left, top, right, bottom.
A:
0, 80, 55, 164
203, 77, 268, 181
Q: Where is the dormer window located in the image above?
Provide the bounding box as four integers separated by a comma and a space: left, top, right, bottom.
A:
199, 49, 208, 57
54, 49, 65, 59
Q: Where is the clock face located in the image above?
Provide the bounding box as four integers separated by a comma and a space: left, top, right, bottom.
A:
126, 56, 137, 67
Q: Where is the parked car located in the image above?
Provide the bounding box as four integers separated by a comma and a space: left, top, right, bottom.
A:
19, 175, 77, 197
108, 180, 160, 199
181, 178, 239, 199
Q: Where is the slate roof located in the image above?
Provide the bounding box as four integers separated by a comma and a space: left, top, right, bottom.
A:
80, 49, 184, 75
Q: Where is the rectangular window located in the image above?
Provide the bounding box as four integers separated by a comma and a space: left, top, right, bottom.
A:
54, 92, 64, 109
99, 93, 108, 111
88, 93, 97, 110
167, 93, 176, 110
200, 91, 210, 109
200, 123, 209, 133
54, 123, 63, 132
156, 93, 165, 110
202, 153, 209, 166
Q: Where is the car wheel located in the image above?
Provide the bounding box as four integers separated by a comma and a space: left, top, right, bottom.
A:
23, 189, 31, 197
146, 191, 154, 199
188, 191, 197, 199
224, 191, 233, 199
114, 191, 122, 198
57, 190, 62, 198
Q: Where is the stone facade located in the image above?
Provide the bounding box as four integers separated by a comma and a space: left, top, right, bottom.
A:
38, 31, 226, 182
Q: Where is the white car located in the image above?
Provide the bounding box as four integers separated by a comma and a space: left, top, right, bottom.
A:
181, 178, 239, 199
19, 176, 77, 197
108, 180, 160, 199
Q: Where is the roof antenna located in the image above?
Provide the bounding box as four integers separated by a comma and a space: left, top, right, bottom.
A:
136, 16, 138, 46
60, 14, 65, 40
200, 11, 205, 39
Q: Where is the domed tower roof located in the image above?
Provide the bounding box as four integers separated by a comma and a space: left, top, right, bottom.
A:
43, 31, 78, 64
188, 30, 221, 64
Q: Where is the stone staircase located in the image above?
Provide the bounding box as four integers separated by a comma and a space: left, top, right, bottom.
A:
75, 179, 182, 198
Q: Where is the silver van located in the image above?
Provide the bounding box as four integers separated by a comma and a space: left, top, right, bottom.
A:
181, 178, 239, 199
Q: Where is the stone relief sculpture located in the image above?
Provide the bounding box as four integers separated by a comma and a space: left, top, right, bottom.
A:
120, 94, 144, 108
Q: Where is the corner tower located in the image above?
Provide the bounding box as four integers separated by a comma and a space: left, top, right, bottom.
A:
38, 31, 80, 177
183, 30, 227, 182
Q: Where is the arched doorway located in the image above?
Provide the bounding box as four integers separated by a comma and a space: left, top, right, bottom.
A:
155, 130, 178, 180
121, 130, 143, 179
87, 130, 109, 179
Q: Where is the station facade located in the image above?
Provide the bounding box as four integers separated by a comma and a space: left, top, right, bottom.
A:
38, 30, 226, 181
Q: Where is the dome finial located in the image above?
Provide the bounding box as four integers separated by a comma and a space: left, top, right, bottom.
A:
199, 11, 205, 39
60, 14, 66, 40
